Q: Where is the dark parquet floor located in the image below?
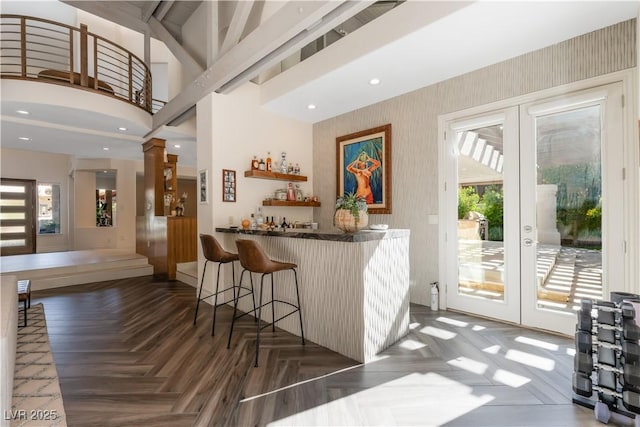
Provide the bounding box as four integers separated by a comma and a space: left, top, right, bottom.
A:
32, 277, 608, 426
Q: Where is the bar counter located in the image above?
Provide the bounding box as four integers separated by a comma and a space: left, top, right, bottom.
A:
215, 227, 410, 363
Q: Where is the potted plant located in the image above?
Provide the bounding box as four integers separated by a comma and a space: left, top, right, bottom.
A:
334, 192, 368, 232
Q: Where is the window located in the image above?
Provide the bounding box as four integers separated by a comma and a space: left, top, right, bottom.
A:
38, 183, 61, 234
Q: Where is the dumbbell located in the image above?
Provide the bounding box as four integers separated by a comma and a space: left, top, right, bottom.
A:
573, 372, 640, 413
574, 351, 640, 387
575, 331, 640, 364
577, 308, 640, 342
581, 299, 637, 318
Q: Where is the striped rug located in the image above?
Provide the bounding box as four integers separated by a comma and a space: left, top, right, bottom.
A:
11, 304, 66, 427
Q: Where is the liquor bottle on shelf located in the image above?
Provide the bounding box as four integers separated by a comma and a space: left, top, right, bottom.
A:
250, 213, 256, 229
281, 217, 288, 228
280, 152, 287, 174
256, 207, 264, 226
294, 163, 300, 175
266, 152, 272, 172
251, 156, 259, 170
258, 158, 266, 171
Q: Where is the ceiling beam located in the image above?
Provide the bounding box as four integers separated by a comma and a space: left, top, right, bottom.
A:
142, 1, 161, 22
218, 0, 255, 57
206, 1, 219, 66
151, 1, 373, 132
155, 0, 175, 22
148, 16, 204, 78
61, 1, 148, 33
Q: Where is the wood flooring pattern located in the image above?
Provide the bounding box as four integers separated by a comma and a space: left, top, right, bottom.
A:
32, 277, 608, 427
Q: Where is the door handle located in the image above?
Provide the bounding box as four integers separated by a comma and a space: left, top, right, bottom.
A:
523, 238, 534, 246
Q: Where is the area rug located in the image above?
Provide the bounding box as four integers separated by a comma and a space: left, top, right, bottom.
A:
10, 303, 67, 427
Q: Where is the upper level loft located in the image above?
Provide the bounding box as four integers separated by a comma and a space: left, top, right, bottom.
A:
0, 15, 165, 114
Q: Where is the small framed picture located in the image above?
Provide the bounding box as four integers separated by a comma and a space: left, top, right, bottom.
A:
222, 169, 236, 202
199, 169, 208, 204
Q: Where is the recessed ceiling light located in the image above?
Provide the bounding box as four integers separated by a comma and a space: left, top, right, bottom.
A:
369, 78, 381, 85
103, 147, 110, 151
18, 137, 30, 141
173, 144, 181, 148
16, 110, 29, 115
118, 127, 127, 131
307, 104, 316, 110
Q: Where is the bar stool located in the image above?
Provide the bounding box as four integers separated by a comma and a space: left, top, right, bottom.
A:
227, 239, 305, 367
194, 234, 256, 336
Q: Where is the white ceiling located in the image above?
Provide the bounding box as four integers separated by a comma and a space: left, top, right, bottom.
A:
262, 1, 640, 123
1, 1, 638, 167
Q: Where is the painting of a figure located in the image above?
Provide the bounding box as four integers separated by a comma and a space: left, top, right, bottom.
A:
336, 124, 392, 214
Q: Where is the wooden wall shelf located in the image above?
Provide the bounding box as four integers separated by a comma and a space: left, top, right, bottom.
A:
244, 170, 307, 182
262, 200, 320, 207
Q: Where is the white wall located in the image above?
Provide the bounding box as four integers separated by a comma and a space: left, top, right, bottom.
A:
196, 82, 313, 294
0, 1, 77, 24
0, 148, 72, 253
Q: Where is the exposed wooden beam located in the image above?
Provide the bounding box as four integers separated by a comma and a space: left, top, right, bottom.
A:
152, 1, 372, 132
148, 16, 204, 78
155, 0, 175, 22
218, 0, 254, 57
142, 1, 161, 22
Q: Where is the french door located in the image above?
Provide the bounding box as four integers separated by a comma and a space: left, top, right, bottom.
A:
443, 83, 625, 335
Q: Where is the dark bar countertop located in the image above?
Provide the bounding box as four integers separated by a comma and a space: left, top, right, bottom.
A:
215, 227, 409, 243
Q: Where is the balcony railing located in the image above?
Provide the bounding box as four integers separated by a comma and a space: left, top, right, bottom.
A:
0, 15, 153, 113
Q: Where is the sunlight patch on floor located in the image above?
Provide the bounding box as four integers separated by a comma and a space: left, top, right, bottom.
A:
268, 372, 495, 427
419, 326, 457, 340
492, 369, 531, 387
505, 349, 555, 371
447, 356, 488, 375
399, 339, 427, 350
515, 336, 559, 351
436, 316, 469, 327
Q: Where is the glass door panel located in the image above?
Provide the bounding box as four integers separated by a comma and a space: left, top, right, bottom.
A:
457, 125, 505, 302
535, 106, 602, 312
520, 83, 624, 335
445, 107, 520, 324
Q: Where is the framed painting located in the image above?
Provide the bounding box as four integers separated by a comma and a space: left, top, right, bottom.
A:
336, 124, 392, 214
199, 169, 208, 204
222, 169, 236, 202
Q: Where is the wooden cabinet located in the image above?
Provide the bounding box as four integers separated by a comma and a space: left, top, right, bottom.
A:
244, 170, 321, 207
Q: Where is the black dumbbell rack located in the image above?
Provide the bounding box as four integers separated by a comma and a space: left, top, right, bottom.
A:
572, 298, 640, 424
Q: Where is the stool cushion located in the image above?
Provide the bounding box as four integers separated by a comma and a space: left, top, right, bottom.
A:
17, 280, 30, 302
236, 239, 297, 274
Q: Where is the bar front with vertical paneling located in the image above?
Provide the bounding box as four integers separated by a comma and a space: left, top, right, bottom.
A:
216, 228, 410, 363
